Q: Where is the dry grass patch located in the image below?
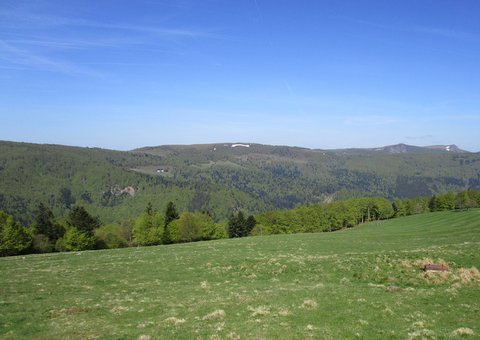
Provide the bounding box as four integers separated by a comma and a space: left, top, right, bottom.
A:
248, 306, 270, 317
202, 309, 226, 320
420, 270, 451, 285
301, 299, 318, 310
227, 332, 240, 339
408, 328, 435, 339
400, 258, 448, 268
110, 306, 129, 315
49, 307, 90, 317
164, 317, 186, 325
451, 327, 475, 337
419, 266, 480, 286
457, 267, 480, 284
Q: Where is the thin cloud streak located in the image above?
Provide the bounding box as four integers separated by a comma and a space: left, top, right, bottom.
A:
0, 10, 217, 39
0, 40, 103, 78
0, 6, 219, 77
340, 16, 479, 43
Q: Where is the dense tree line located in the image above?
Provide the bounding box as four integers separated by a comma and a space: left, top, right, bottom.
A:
253, 190, 480, 235
1, 190, 479, 256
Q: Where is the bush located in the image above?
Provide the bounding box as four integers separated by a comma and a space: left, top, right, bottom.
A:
58, 228, 96, 252
0, 211, 33, 256
168, 212, 226, 243
95, 224, 130, 249
32, 234, 54, 253
133, 211, 164, 246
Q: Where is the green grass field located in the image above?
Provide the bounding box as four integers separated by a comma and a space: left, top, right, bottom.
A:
1, 210, 479, 339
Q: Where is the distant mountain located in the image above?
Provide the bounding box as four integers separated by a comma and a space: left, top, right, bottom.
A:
1, 140, 479, 225
425, 144, 466, 153
328, 143, 469, 154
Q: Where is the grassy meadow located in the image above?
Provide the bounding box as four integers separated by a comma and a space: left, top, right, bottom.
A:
1, 210, 479, 339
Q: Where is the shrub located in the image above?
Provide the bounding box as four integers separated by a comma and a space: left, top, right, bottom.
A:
60, 228, 96, 251
32, 234, 54, 253
95, 224, 130, 249
0, 211, 33, 256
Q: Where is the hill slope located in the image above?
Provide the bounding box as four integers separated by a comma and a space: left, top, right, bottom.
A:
1, 210, 479, 338
1, 140, 480, 224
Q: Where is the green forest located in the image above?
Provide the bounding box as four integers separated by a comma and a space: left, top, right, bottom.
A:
1, 141, 480, 227
2, 189, 479, 257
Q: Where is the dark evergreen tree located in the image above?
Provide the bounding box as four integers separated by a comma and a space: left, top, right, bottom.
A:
246, 215, 256, 235
33, 203, 64, 241
164, 202, 179, 226
163, 201, 179, 244
428, 195, 438, 212
59, 187, 75, 208
227, 213, 238, 238
66, 206, 101, 236
228, 211, 247, 238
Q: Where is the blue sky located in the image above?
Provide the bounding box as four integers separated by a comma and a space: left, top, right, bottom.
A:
1, 0, 479, 151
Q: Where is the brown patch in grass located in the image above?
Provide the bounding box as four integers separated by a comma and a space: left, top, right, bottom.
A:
110, 306, 129, 315
227, 332, 240, 339
420, 271, 451, 285
202, 309, 226, 320
457, 267, 480, 284
386, 285, 403, 292
408, 328, 435, 339
164, 317, 186, 325
301, 299, 318, 310
248, 306, 270, 317
419, 266, 480, 286
49, 307, 90, 317
451, 327, 475, 337
401, 258, 448, 269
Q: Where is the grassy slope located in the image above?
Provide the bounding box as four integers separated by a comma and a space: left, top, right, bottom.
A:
1, 210, 480, 339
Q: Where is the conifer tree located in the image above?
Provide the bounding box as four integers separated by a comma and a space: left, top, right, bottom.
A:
246, 215, 256, 235
163, 201, 179, 244
66, 206, 101, 236
34, 203, 64, 241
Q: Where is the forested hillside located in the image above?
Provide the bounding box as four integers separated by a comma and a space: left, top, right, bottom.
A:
1, 140, 479, 225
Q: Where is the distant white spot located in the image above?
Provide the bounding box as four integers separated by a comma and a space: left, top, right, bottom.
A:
231, 144, 250, 148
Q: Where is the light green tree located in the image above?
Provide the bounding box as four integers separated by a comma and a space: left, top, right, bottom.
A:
133, 207, 164, 246
0, 211, 33, 256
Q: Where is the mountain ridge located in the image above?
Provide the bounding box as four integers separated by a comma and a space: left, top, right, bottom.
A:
136, 142, 472, 154
1, 139, 479, 225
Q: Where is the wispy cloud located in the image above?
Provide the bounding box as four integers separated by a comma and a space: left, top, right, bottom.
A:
1, 38, 129, 50
0, 10, 216, 39
0, 4, 219, 76
339, 16, 479, 43
0, 40, 103, 77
